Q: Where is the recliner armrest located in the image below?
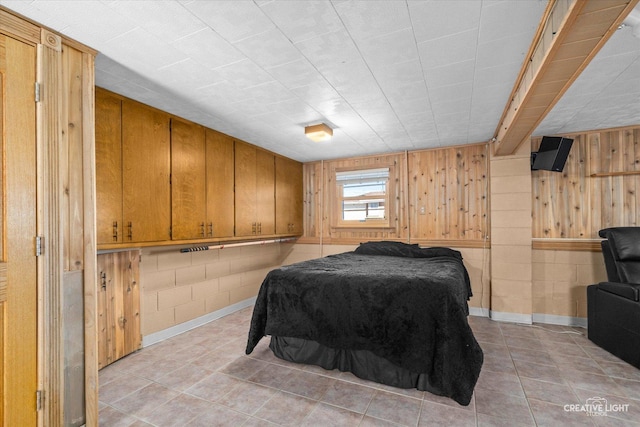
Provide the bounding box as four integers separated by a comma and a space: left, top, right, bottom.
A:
597, 282, 640, 302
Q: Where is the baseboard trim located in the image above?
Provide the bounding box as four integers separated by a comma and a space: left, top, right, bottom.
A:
469, 307, 490, 317
143, 301, 588, 348
142, 297, 257, 347
488, 310, 533, 324
469, 308, 587, 328
532, 313, 587, 328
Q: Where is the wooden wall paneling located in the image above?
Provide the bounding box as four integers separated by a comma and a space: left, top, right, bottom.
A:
532, 125, 640, 240
81, 49, 98, 427
608, 130, 626, 228
632, 129, 640, 227
302, 162, 319, 238
98, 253, 118, 367
123, 250, 141, 356
171, 118, 206, 240
39, 38, 65, 426
622, 129, 638, 226
471, 145, 489, 240
408, 144, 488, 242
408, 151, 426, 239
589, 132, 604, 234
97, 253, 108, 368
97, 250, 140, 369
122, 100, 171, 242
95, 89, 123, 244
205, 130, 235, 238
565, 134, 588, 238
63, 45, 85, 271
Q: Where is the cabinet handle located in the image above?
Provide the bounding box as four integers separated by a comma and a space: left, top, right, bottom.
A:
252, 222, 256, 235
258, 222, 262, 234
127, 221, 133, 240
208, 222, 213, 237
113, 221, 118, 241
100, 271, 107, 291
200, 222, 205, 238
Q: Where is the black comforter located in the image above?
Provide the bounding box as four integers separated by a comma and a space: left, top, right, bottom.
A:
246, 244, 483, 405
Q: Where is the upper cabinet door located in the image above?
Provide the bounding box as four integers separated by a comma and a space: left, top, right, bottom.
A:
275, 156, 303, 235
206, 130, 235, 238
256, 149, 275, 235
122, 100, 171, 243
171, 118, 206, 240
95, 89, 123, 244
234, 141, 258, 237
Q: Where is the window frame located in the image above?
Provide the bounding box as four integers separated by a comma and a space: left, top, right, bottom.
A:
330, 164, 397, 230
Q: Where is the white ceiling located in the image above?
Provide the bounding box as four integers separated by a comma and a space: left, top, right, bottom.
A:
2, 0, 640, 162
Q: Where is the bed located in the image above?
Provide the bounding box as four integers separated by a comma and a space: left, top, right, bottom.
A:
245, 241, 483, 405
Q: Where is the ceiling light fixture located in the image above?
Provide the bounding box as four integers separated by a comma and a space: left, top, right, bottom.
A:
305, 123, 333, 142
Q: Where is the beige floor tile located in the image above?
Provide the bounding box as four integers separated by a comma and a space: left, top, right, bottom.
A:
365, 390, 421, 426
99, 307, 640, 427
254, 391, 318, 425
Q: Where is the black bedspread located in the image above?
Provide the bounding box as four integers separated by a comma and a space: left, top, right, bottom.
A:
246, 247, 483, 405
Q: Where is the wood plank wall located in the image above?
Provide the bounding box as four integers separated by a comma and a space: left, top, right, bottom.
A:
302, 143, 490, 247
532, 125, 640, 239
409, 144, 489, 244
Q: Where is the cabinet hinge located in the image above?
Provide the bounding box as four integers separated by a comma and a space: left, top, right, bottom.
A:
35, 82, 41, 103
35, 235, 44, 257
36, 390, 44, 411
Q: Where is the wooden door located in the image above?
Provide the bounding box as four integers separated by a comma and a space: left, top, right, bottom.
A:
1, 33, 38, 426
122, 100, 171, 242
97, 251, 141, 369
256, 149, 275, 235
171, 118, 206, 240
234, 142, 258, 237
205, 130, 235, 238
275, 156, 303, 235
95, 88, 123, 244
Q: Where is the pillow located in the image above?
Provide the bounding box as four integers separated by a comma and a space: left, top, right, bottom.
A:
413, 246, 463, 261
354, 241, 463, 261
354, 241, 420, 258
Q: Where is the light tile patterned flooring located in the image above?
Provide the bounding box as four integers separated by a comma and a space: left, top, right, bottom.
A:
99, 307, 640, 426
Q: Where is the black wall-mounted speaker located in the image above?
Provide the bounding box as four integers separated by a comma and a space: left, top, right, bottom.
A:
531, 136, 573, 172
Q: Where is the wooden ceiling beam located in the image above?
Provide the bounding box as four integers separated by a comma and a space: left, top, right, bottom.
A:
492, 0, 640, 156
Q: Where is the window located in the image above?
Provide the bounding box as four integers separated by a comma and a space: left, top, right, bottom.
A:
335, 167, 391, 227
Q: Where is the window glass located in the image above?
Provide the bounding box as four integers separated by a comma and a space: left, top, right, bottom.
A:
336, 168, 389, 222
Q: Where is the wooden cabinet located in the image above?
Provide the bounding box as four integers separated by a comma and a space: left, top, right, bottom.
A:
206, 130, 235, 238
275, 156, 303, 235
97, 251, 141, 369
171, 118, 206, 240
96, 89, 123, 245
235, 141, 275, 237
122, 100, 171, 242
96, 89, 171, 244
171, 124, 235, 240
96, 88, 302, 247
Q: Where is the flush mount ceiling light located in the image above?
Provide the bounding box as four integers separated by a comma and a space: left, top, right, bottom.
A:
305, 123, 333, 142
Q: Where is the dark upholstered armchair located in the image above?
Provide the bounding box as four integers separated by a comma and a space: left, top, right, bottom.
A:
587, 227, 640, 368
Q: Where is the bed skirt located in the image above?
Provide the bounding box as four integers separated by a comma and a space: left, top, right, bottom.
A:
269, 336, 455, 403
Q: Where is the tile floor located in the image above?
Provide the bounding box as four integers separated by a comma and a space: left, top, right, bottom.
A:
99, 308, 640, 426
